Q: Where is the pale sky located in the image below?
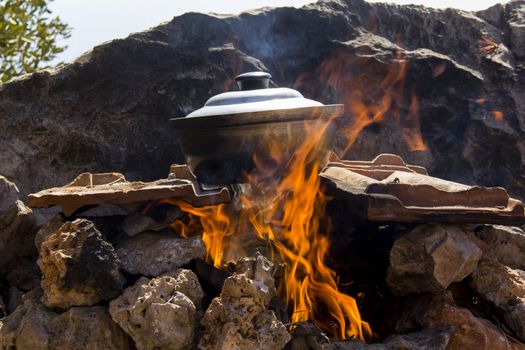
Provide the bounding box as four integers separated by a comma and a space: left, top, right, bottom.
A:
49, 0, 508, 64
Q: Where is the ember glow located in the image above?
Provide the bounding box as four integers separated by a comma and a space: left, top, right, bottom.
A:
163, 118, 371, 340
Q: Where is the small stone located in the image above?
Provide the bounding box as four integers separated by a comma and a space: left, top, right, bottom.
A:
109, 272, 201, 350
38, 218, 125, 309
476, 225, 525, 269
386, 224, 482, 296
122, 205, 181, 236
116, 232, 205, 276
0, 290, 132, 349
198, 254, 291, 350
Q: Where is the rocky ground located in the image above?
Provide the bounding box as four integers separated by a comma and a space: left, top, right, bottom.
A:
0, 161, 525, 349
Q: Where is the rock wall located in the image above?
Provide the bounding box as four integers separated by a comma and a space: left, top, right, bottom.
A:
0, 0, 524, 199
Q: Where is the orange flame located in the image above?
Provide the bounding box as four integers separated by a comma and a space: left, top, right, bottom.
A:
163, 118, 371, 340
296, 49, 427, 155
491, 111, 504, 122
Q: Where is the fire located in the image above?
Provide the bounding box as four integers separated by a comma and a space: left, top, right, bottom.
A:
163, 118, 371, 340
295, 49, 427, 155
491, 111, 504, 122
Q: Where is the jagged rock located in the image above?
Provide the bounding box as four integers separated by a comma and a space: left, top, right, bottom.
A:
122, 205, 181, 236
469, 259, 525, 341
198, 254, 290, 350
398, 292, 525, 350
34, 213, 64, 249
109, 271, 203, 350
322, 327, 452, 350
386, 224, 482, 296
1, 1, 525, 207
0, 290, 132, 349
0, 175, 37, 271
38, 218, 125, 309
476, 225, 525, 269
116, 232, 205, 276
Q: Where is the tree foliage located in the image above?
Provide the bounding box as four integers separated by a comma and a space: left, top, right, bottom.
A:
0, 0, 70, 82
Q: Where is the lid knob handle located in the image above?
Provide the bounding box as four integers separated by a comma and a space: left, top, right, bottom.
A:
235, 71, 272, 90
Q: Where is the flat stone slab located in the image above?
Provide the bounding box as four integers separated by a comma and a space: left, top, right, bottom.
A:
322, 154, 525, 225
28, 171, 230, 216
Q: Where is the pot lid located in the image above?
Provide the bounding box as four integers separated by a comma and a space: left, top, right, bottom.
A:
170, 71, 343, 130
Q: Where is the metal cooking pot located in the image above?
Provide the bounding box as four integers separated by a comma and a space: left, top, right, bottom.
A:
170, 72, 343, 185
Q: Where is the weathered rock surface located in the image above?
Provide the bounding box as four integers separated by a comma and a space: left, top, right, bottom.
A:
1, 1, 524, 205
0, 290, 132, 349
386, 224, 482, 296
38, 218, 125, 308
109, 270, 203, 350
116, 232, 205, 276
0, 175, 37, 271
398, 292, 525, 350
122, 205, 181, 236
476, 225, 525, 269
469, 259, 525, 341
323, 327, 452, 349
198, 254, 290, 350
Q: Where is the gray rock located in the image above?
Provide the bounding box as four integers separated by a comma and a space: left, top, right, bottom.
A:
116, 232, 205, 276
0, 175, 37, 271
1, 1, 524, 207
38, 218, 125, 309
0, 290, 133, 349
109, 272, 202, 350
76, 204, 129, 217
387, 224, 482, 296
469, 259, 525, 341
476, 225, 525, 269
34, 213, 64, 249
122, 205, 181, 236
323, 327, 452, 350
198, 255, 290, 350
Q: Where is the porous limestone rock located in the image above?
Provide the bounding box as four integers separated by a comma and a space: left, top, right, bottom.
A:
38, 218, 125, 309
116, 232, 205, 276
0, 175, 37, 271
109, 270, 203, 350
0, 290, 132, 349
386, 224, 482, 296
34, 213, 64, 249
476, 225, 525, 269
198, 254, 290, 350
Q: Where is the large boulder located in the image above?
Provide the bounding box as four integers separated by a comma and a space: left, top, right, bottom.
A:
0, 290, 132, 349
37, 218, 125, 309
0, 1, 524, 205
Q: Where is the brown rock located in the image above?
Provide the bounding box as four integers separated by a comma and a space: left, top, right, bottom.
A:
399, 293, 525, 350
198, 254, 290, 350
469, 259, 525, 341
109, 272, 202, 350
34, 213, 64, 249
38, 218, 125, 309
116, 232, 205, 276
476, 225, 525, 269
0, 290, 132, 349
386, 224, 482, 296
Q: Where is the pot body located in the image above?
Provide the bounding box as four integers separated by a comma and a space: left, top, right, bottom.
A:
176, 119, 336, 185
